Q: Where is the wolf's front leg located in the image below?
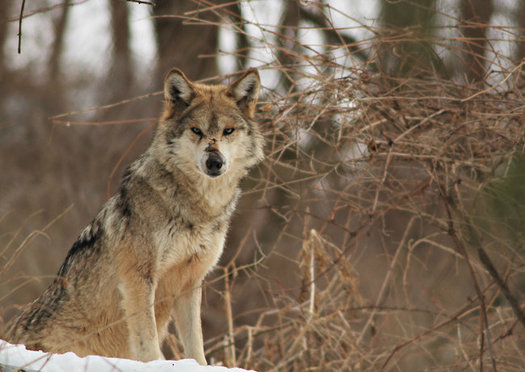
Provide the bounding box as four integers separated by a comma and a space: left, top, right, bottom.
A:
119, 276, 162, 361
173, 285, 207, 365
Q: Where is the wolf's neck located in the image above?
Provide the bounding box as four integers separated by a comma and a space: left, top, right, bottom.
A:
175, 165, 243, 216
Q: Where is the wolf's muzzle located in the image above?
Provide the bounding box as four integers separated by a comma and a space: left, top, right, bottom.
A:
204, 148, 225, 177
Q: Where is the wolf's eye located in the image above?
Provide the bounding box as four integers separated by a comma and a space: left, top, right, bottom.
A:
223, 128, 235, 136
191, 127, 203, 136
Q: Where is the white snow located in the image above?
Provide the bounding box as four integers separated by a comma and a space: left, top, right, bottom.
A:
0, 340, 255, 372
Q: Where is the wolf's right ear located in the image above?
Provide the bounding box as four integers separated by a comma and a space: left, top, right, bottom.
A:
164, 68, 195, 106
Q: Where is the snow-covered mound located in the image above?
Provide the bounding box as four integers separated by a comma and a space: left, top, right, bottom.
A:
0, 340, 254, 372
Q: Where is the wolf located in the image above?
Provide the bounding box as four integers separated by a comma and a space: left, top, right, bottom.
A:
6, 68, 264, 365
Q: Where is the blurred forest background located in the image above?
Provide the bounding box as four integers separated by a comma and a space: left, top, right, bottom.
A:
1, 0, 524, 370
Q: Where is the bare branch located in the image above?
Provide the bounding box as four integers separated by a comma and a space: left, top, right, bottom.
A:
17, 0, 25, 54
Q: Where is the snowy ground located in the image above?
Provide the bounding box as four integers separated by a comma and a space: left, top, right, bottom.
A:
0, 340, 254, 372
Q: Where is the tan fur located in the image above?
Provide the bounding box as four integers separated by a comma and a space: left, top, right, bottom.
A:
6, 68, 264, 365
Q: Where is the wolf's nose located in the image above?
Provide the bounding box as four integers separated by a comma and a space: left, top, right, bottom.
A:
206, 153, 223, 173
206, 157, 222, 171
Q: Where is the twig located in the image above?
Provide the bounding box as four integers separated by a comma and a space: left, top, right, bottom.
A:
477, 247, 525, 326
51, 91, 162, 120
0, 363, 40, 372
307, 229, 318, 322
2, 206, 74, 273
461, 61, 525, 102
125, 0, 156, 5
382, 297, 479, 369
8, 0, 88, 22
106, 121, 156, 198
17, 0, 26, 54
441, 192, 497, 372
224, 267, 236, 367
53, 117, 157, 126
357, 217, 416, 345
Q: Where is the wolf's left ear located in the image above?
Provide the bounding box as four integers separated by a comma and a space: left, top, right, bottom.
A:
228, 69, 260, 118
164, 68, 195, 107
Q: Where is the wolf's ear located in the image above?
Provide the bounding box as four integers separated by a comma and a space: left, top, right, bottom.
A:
228, 69, 260, 118
164, 68, 195, 106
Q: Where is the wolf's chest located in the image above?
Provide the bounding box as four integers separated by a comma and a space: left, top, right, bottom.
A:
154, 218, 227, 276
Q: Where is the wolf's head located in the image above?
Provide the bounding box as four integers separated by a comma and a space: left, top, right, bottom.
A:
155, 68, 264, 181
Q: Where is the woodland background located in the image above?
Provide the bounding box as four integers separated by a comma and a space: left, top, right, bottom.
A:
1, 0, 524, 370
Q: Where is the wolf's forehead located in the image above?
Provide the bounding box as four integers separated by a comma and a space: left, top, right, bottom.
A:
185, 98, 243, 129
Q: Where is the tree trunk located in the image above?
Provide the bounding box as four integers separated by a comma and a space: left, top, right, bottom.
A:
276, 0, 301, 92
152, 2, 221, 84
517, 1, 525, 63
0, 0, 11, 78
377, 0, 440, 78
109, 0, 133, 95
43, 0, 71, 115
48, 0, 71, 84
460, 0, 494, 83
234, 2, 250, 70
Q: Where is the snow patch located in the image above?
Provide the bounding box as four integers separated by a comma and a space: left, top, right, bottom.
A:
0, 340, 255, 372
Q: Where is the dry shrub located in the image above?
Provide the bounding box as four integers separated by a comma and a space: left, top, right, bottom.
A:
209, 72, 525, 370
194, 3, 525, 371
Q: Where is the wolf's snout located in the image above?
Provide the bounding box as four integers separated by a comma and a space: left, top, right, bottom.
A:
205, 151, 224, 177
